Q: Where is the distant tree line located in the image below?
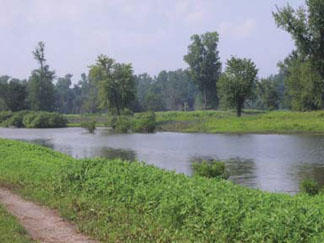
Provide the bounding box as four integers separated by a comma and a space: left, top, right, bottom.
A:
1, 0, 323, 116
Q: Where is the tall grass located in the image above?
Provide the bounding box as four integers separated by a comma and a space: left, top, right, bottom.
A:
0, 138, 324, 242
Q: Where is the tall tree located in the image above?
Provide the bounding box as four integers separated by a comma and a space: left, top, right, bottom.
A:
0, 76, 28, 111
27, 42, 56, 111
89, 55, 135, 115
55, 74, 74, 114
258, 78, 280, 111
274, 0, 324, 109
274, 0, 324, 78
184, 32, 221, 109
218, 57, 258, 117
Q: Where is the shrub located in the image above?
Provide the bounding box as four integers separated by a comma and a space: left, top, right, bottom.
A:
22, 112, 67, 128
0, 111, 13, 124
300, 179, 321, 196
114, 116, 132, 133
134, 111, 156, 133
80, 120, 96, 133
192, 160, 229, 179
1, 111, 30, 128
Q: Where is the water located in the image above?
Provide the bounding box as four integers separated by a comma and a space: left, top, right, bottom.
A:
1, 127, 324, 193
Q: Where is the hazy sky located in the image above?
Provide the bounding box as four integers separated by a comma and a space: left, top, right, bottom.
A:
0, 0, 303, 83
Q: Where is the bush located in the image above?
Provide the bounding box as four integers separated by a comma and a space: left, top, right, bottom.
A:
134, 111, 156, 133
1, 111, 30, 128
114, 116, 132, 133
106, 115, 132, 133
300, 179, 321, 196
80, 120, 96, 133
22, 112, 67, 128
192, 160, 229, 179
0, 111, 13, 124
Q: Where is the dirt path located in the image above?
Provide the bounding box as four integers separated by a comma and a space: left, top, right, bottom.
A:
0, 187, 98, 243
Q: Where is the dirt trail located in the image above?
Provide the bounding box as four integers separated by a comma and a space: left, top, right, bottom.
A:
0, 187, 98, 243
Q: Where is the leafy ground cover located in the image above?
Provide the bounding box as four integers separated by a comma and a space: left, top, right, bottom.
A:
0, 138, 324, 242
0, 205, 33, 243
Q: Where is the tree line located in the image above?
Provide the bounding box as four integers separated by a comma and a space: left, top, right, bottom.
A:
0, 0, 323, 116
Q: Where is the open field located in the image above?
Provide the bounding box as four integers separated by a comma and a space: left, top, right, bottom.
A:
0, 138, 324, 242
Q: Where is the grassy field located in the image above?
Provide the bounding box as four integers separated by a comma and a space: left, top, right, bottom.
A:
0, 205, 33, 243
156, 110, 324, 134
0, 138, 324, 242
65, 110, 324, 134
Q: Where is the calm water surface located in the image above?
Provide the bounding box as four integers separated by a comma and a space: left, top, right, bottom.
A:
1, 127, 324, 193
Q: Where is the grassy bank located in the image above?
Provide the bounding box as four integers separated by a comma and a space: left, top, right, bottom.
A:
156, 110, 324, 134
64, 114, 107, 127
65, 110, 324, 134
0, 205, 33, 242
0, 138, 324, 241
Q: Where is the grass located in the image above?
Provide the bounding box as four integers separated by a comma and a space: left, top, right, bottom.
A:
0, 205, 33, 243
1, 138, 324, 242
64, 110, 324, 134
156, 110, 324, 134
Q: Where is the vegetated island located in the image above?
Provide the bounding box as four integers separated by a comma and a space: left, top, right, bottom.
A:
0, 138, 323, 242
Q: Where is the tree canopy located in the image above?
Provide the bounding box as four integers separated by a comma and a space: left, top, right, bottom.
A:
218, 57, 258, 117
184, 32, 221, 110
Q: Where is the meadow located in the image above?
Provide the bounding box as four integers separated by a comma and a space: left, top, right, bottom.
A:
0, 138, 324, 242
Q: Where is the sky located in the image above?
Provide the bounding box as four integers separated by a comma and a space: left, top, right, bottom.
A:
0, 0, 304, 83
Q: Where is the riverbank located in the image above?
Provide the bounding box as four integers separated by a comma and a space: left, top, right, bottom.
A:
156, 110, 324, 134
65, 110, 324, 134
0, 138, 324, 242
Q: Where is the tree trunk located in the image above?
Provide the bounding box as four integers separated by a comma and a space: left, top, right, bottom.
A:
203, 88, 207, 110
236, 103, 242, 117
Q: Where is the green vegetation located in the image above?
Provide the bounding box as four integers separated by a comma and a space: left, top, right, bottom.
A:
133, 111, 156, 133
184, 32, 221, 109
80, 120, 96, 133
156, 110, 324, 134
300, 179, 323, 196
0, 111, 67, 128
218, 57, 258, 117
192, 160, 229, 179
0, 205, 33, 243
1, 138, 324, 242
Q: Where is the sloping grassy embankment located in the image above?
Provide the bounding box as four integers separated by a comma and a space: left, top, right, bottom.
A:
156, 110, 324, 134
0, 138, 324, 242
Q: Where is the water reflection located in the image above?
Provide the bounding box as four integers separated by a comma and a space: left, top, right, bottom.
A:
2, 127, 324, 193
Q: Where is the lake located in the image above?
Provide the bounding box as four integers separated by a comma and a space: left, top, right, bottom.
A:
1, 127, 324, 193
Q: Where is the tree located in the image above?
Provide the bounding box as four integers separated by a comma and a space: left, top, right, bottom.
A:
27, 42, 56, 111
285, 58, 323, 111
218, 57, 258, 117
258, 78, 280, 111
273, 0, 324, 109
273, 0, 324, 78
55, 74, 74, 114
184, 32, 221, 109
89, 55, 135, 115
0, 76, 28, 111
